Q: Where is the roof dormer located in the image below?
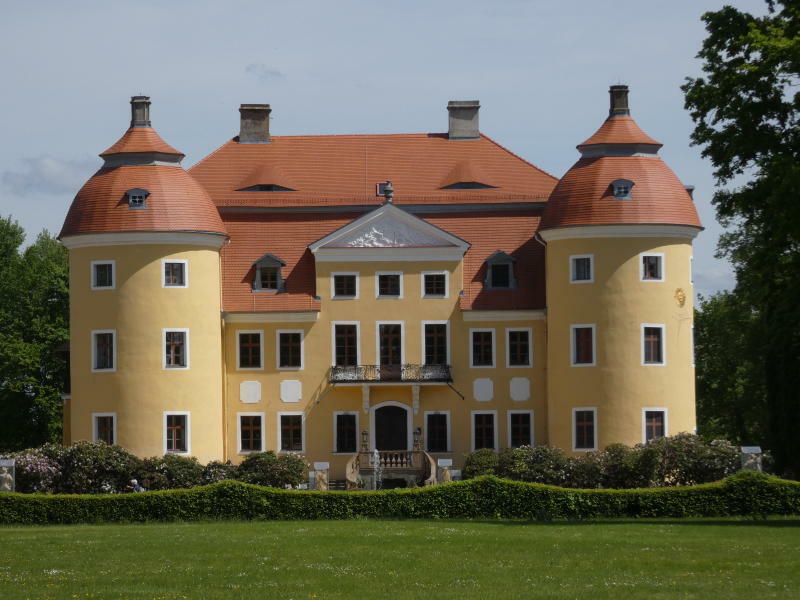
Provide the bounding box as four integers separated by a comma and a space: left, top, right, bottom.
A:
440, 160, 497, 190
237, 164, 296, 192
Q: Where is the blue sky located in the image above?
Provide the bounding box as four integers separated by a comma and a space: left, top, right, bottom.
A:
0, 0, 768, 298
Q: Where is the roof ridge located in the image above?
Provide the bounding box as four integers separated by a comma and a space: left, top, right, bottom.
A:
478, 133, 559, 182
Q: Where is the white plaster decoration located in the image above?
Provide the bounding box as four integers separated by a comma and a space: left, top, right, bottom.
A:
412, 385, 420, 415
437, 459, 453, 467
510, 377, 531, 402
280, 380, 302, 403
313, 462, 330, 470
473, 378, 494, 402
240, 381, 261, 404
335, 215, 451, 248
362, 385, 370, 413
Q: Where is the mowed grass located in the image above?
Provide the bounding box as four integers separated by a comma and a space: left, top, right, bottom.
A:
1, 519, 799, 599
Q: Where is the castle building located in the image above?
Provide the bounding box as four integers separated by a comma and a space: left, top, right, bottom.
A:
60, 86, 701, 484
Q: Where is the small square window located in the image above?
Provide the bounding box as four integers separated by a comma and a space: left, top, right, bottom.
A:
490, 263, 510, 288
377, 273, 401, 297
260, 267, 280, 290
423, 273, 446, 297
91, 261, 115, 289
570, 255, 593, 283
126, 188, 149, 209
333, 274, 357, 298
164, 261, 186, 287
641, 254, 663, 281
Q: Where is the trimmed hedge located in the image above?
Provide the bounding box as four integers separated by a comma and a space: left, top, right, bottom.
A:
0, 471, 798, 525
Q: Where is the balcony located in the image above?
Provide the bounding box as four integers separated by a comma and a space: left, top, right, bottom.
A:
329, 364, 452, 384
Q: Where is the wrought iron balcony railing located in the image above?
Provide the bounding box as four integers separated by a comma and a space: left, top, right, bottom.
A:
329, 363, 452, 384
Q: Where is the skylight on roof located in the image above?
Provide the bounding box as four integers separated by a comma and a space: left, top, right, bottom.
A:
238, 184, 295, 192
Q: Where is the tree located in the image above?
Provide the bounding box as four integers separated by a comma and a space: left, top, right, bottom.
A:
0, 216, 69, 451
683, 0, 800, 476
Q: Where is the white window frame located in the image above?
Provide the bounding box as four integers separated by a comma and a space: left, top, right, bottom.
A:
469, 328, 496, 368
277, 411, 305, 453
375, 321, 405, 365
162, 328, 190, 370
331, 321, 361, 366
424, 410, 451, 453
92, 412, 117, 445
331, 271, 359, 299
276, 329, 304, 370
570, 324, 596, 367
470, 410, 498, 451
91, 329, 117, 373
375, 271, 403, 299
236, 330, 264, 371
641, 323, 667, 366
507, 409, 534, 447
569, 254, 594, 284
421, 270, 449, 299
332, 410, 360, 454
90, 260, 115, 290
163, 411, 191, 455
640, 252, 665, 282
505, 327, 533, 368
237, 411, 265, 454
162, 258, 189, 289
421, 320, 450, 366
572, 407, 597, 452
641, 407, 669, 444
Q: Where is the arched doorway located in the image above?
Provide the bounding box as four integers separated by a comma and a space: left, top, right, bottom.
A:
372, 403, 410, 450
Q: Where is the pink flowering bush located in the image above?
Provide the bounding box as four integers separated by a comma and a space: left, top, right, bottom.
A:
7, 453, 60, 493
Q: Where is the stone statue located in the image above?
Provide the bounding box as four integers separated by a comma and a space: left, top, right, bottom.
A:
315, 469, 329, 492
0, 467, 13, 492
439, 466, 452, 483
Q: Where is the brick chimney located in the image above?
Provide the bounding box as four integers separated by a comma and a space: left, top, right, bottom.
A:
239, 104, 272, 143
447, 100, 480, 140
130, 96, 151, 128
609, 85, 630, 117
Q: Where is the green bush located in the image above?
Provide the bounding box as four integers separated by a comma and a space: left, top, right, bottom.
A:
202, 460, 237, 485
496, 445, 572, 486
236, 452, 307, 488
139, 455, 204, 490
59, 441, 141, 494
463, 448, 500, 479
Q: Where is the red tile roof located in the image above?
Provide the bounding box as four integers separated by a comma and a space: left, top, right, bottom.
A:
577, 116, 661, 149
100, 127, 184, 157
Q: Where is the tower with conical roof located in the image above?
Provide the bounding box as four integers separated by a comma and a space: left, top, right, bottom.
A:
539, 85, 702, 452
60, 97, 227, 462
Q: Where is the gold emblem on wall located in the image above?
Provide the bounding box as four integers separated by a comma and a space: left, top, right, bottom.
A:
675, 288, 686, 307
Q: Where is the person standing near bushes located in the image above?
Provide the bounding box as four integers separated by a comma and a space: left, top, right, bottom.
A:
126, 479, 145, 493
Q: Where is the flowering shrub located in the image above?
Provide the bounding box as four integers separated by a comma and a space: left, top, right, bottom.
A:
462, 448, 499, 480
236, 451, 307, 488
8, 453, 60, 493
59, 441, 140, 494
202, 460, 237, 484
138, 454, 204, 490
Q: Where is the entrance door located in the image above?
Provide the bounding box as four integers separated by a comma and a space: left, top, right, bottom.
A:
375, 405, 408, 450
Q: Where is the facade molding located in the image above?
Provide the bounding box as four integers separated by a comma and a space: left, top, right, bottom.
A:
538, 224, 701, 242
223, 311, 319, 323
462, 309, 546, 322
61, 231, 227, 249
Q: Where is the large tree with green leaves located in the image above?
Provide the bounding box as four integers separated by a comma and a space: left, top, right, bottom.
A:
683, 0, 800, 476
0, 216, 69, 451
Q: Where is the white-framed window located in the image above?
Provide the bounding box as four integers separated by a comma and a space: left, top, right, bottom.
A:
237, 412, 265, 453
331, 272, 359, 299
611, 178, 634, 200
376, 271, 403, 298
332, 321, 360, 366
278, 412, 305, 453
471, 410, 498, 451
570, 324, 596, 367
470, 328, 495, 368
484, 251, 516, 290
421, 271, 448, 298
569, 254, 593, 283
640, 253, 664, 282
507, 410, 534, 447
164, 411, 190, 454
424, 410, 451, 453
642, 408, 668, 444
506, 327, 532, 368
91, 329, 116, 372
422, 320, 450, 366
276, 329, 304, 370
92, 412, 117, 445
376, 321, 404, 369
91, 260, 115, 290
572, 407, 597, 451
163, 328, 189, 369
162, 258, 188, 288
237, 330, 264, 370
642, 324, 666, 366
333, 411, 359, 453
252, 253, 286, 292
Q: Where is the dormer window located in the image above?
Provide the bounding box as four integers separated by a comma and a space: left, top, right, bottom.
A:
440, 181, 496, 190
126, 188, 149, 209
484, 250, 517, 290
239, 184, 295, 192
252, 253, 286, 292
611, 179, 634, 200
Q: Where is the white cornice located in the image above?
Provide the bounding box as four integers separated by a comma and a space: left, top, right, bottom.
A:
313, 247, 466, 262
60, 232, 227, 249
462, 310, 546, 322
538, 225, 701, 242
224, 311, 319, 323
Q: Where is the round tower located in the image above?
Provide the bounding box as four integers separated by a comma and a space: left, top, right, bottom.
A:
539, 85, 702, 453
60, 97, 227, 463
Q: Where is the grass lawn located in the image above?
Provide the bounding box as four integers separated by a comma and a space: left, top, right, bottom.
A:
1, 519, 799, 599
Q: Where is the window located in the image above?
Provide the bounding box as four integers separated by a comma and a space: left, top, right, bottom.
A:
377, 272, 402, 298
470, 329, 495, 367
126, 188, 149, 209
570, 255, 593, 283
279, 413, 304, 452
164, 412, 189, 454
260, 267, 279, 289
642, 325, 665, 365
238, 413, 264, 453
472, 411, 497, 451
332, 273, 358, 299
573, 408, 596, 451
424, 322, 449, 365
278, 330, 303, 369
253, 253, 286, 291
334, 412, 358, 453
422, 272, 447, 297
91, 261, 115, 290
508, 411, 533, 447
91, 330, 116, 372
334, 323, 359, 367
425, 412, 450, 453
237, 331, 263, 370
507, 328, 532, 367
163, 260, 187, 288
484, 251, 516, 290
643, 409, 667, 443
93, 413, 116, 445
164, 329, 188, 369
571, 325, 595, 366
611, 178, 634, 200
378, 323, 403, 370
641, 253, 664, 281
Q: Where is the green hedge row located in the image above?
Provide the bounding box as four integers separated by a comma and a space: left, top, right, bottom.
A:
1, 471, 798, 525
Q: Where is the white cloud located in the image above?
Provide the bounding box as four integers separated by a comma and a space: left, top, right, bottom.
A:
2, 156, 97, 197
